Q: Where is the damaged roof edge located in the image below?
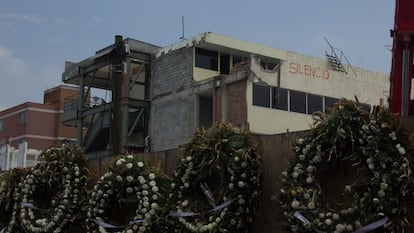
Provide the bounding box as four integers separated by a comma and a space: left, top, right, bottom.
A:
154, 32, 288, 61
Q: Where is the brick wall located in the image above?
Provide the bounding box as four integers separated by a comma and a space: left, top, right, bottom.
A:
150, 47, 195, 151
214, 79, 248, 126
152, 47, 193, 97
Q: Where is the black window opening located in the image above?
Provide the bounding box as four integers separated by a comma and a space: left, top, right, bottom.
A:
253, 83, 271, 107
261, 60, 279, 71
252, 84, 361, 116
220, 54, 230, 74
199, 96, 213, 128
273, 87, 288, 111
290, 90, 306, 114
307, 94, 323, 114
324, 97, 338, 113
232, 55, 249, 66
195, 48, 218, 71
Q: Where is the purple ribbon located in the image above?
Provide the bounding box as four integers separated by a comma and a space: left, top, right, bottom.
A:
169, 198, 236, 217
21, 202, 49, 212
0, 228, 4, 233
294, 211, 389, 233
294, 211, 324, 233
92, 219, 144, 229
352, 217, 388, 233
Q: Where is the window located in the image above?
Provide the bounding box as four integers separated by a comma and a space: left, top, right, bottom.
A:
261, 61, 278, 71
199, 96, 213, 128
307, 94, 323, 114
273, 87, 288, 110
253, 83, 270, 107
290, 90, 306, 114
220, 54, 230, 74
0, 119, 3, 131
233, 55, 249, 66
195, 48, 218, 71
324, 97, 338, 113
20, 111, 26, 125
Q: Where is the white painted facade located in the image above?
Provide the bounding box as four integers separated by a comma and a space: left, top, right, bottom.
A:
156, 32, 409, 135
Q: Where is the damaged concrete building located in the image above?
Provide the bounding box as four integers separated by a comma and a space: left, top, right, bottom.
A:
62, 32, 394, 156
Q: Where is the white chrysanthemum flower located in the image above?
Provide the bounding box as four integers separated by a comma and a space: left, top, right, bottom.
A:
126, 187, 134, 193
291, 200, 300, 209
237, 181, 245, 188
368, 163, 375, 170
126, 163, 133, 169
325, 218, 332, 225
137, 162, 144, 167
116, 176, 123, 182
127, 155, 133, 159
149, 173, 155, 180
389, 132, 397, 140
149, 180, 156, 187
151, 202, 158, 209
307, 202, 315, 209
126, 176, 134, 183
181, 200, 188, 207
396, 144, 406, 155
336, 224, 345, 231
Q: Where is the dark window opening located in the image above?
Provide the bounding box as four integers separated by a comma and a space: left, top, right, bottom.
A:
267, 62, 278, 70
324, 97, 338, 113
195, 48, 218, 71
232, 55, 249, 65
253, 84, 270, 107
220, 54, 230, 75
260, 59, 279, 71
199, 96, 213, 128
290, 90, 306, 114
307, 94, 323, 114
273, 87, 288, 110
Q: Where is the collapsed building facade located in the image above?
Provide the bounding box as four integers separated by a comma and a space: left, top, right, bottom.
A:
61, 32, 397, 156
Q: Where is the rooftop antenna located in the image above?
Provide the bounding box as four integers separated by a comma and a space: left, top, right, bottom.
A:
180, 16, 185, 40
324, 36, 357, 76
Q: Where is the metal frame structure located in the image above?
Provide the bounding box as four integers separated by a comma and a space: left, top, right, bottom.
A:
61, 36, 159, 158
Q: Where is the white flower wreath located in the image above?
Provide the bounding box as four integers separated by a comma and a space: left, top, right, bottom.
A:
85, 155, 167, 233
280, 100, 412, 233
7, 145, 89, 233
166, 124, 262, 233
0, 168, 29, 232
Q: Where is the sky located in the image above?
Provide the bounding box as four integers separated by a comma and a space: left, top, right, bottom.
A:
0, 0, 395, 110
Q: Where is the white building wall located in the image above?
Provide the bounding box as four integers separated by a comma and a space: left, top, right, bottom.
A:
247, 51, 394, 135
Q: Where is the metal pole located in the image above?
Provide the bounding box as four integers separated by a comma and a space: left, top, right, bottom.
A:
112, 35, 123, 156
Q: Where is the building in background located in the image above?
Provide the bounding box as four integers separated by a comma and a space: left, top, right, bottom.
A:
63, 32, 404, 155
0, 85, 80, 170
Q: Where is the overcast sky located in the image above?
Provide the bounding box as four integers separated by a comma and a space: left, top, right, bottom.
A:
0, 0, 395, 110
